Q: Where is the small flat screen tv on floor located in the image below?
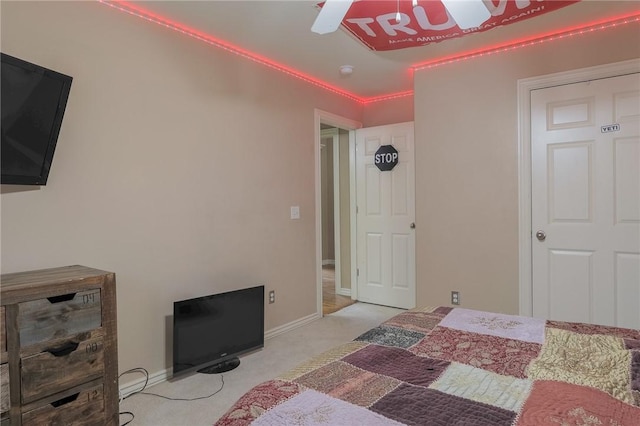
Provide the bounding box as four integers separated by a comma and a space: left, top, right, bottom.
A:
173, 285, 264, 377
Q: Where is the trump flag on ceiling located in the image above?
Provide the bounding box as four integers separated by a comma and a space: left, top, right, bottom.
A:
320, 0, 580, 51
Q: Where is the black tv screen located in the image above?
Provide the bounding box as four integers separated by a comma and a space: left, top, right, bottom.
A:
1, 52, 73, 185
173, 285, 265, 376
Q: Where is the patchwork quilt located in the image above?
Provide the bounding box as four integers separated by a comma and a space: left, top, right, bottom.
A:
216, 306, 640, 425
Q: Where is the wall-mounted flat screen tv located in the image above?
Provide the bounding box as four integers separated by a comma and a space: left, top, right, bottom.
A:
173, 285, 264, 376
1, 52, 73, 185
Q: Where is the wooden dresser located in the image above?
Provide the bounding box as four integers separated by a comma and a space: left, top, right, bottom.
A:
0, 266, 118, 425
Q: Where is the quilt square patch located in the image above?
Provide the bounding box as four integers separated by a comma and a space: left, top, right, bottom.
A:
293, 361, 401, 407
527, 328, 634, 404
547, 319, 640, 340
371, 383, 516, 426
632, 351, 640, 393
252, 389, 404, 426
430, 362, 533, 412
625, 338, 640, 350
409, 326, 541, 378
433, 306, 453, 315
517, 380, 640, 426
278, 341, 368, 381
383, 311, 443, 334
439, 308, 546, 344
355, 325, 425, 349
343, 344, 450, 388
215, 380, 303, 426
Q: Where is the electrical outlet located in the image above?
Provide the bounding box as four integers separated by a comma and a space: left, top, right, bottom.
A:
451, 291, 460, 305
269, 290, 275, 304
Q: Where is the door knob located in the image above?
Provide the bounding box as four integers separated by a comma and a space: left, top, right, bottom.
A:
536, 230, 546, 241
410, 222, 416, 229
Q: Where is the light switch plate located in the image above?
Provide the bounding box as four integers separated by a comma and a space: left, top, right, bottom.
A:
290, 206, 300, 219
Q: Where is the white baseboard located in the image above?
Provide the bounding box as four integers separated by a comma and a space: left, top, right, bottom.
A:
119, 368, 170, 399
322, 260, 335, 266
264, 311, 321, 340
336, 288, 351, 297
119, 311, 322, 397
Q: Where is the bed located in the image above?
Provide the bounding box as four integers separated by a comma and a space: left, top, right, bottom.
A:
216, 306, 640, 425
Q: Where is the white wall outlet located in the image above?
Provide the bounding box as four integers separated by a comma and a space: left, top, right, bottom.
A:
269, 290, 275, 304
290, 206, 300, 219
451, 291, 460, 305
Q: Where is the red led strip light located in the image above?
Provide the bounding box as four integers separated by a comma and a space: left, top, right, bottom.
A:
99, 1, 638, 104
412, 12, 640, 71
364, 90, 414, 104
98, 0, 365, 103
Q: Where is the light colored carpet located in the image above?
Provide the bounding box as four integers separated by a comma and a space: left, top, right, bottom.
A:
119, 302, 403, 425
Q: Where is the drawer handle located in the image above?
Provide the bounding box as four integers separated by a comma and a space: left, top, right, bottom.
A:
47, 293, 76, 303
51, 392, 79, 408
46, 341, 79, 357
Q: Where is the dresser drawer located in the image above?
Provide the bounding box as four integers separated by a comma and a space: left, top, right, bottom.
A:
22, 384, 104, 426
0, 307, 6, 356
0, 363, 9, 415
17, 290, 101, 347
21, 333, 104, 404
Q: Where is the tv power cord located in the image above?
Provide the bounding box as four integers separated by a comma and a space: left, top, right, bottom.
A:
118, 367, 225, 425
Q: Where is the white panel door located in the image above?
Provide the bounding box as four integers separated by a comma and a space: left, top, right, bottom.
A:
356, 122, 415, 309
531, 73, 640, 328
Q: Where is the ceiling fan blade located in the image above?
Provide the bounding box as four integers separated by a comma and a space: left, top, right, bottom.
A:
311, 0, 354, 35
441, 0, 491, 30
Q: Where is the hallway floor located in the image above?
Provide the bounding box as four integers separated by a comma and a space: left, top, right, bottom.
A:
322, 264, 356, 315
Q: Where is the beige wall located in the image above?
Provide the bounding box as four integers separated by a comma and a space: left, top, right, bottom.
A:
414, 24, 640, 314
338, 130, 351, 290
320, 129, 351, 289
320, 136, 335, 261
0, 2, 363, 375
363, 95, 414, 127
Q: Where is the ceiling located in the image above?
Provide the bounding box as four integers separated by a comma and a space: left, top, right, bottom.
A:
112, 1, 639, 101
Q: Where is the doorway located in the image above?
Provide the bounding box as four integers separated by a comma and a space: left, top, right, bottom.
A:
518, 59, 640, 327
314, 110, 417, 316
320, 127, 356, 315
314, 110, 361, 316
354, 122, 416, 309
530, 73, 639, 327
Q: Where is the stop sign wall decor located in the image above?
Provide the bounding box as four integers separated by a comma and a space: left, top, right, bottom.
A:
374, 145, 398, 171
